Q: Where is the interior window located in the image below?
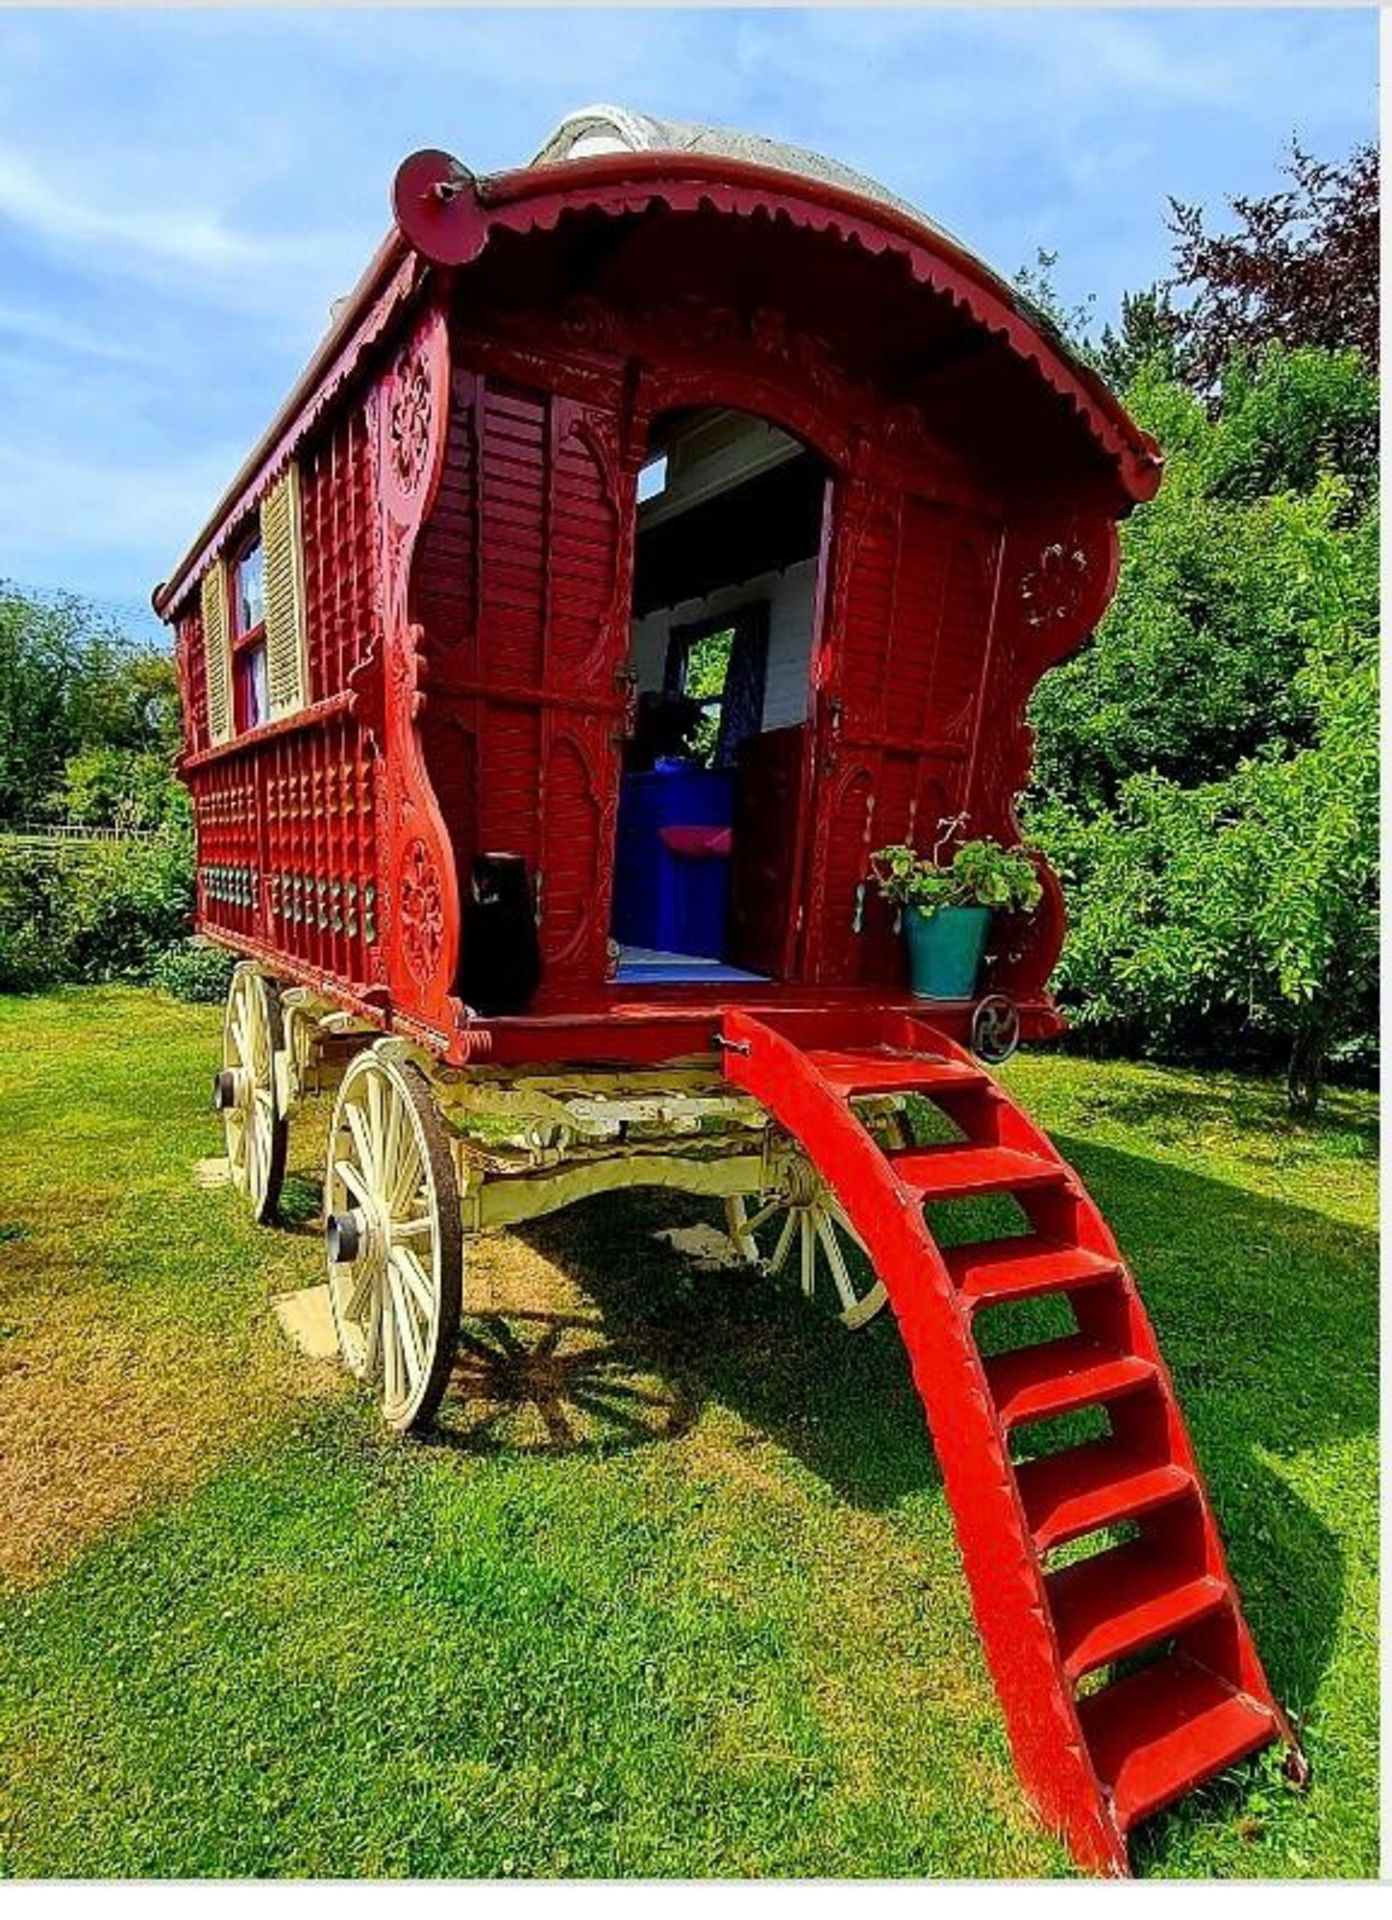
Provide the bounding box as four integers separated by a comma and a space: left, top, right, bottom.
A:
232, 536, 268, 732
676, 625, 734, 767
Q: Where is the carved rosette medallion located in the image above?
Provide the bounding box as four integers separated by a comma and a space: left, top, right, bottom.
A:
1019, 539, 1091, 629
388, 352, 433, 494
398, 836, 445, 986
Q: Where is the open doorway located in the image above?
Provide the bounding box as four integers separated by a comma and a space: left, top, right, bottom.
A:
610, 408, 831, 985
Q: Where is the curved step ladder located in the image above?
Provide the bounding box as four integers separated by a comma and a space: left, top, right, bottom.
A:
720, 1007, 1303, 1875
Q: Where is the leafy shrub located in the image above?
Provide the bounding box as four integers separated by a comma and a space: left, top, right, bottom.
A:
150, 938, 235, 1004
54, 833, 195, 981
0, 831, 195, 990
0, 847, 64, 992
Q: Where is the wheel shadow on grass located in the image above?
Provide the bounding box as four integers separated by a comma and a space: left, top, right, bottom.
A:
430, 1304, 699, 1457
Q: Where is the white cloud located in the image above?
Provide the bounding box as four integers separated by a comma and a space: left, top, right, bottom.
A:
0, 438, 239, 583
0, 298, 155, 366
0, 144, 367, 324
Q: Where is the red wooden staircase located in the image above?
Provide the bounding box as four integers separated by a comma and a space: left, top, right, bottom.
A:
719, 1007, 1304, 1875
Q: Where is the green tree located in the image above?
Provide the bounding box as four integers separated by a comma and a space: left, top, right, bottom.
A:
0, 582, 181, 826
58, 746, 189, 833
1028, 349, 1376, 814
1026, 400, 1377, 1111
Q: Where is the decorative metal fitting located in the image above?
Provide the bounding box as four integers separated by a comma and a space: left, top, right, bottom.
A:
325, 1211, 363, 1264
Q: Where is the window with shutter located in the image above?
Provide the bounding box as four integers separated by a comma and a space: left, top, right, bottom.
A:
200, 561, 233, 746
260, 464, 309, 718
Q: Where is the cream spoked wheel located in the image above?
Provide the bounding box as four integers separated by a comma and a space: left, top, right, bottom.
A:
324, 1048, 463, 1433
725, 1155, 888, 1330
215, 965, 288, 1224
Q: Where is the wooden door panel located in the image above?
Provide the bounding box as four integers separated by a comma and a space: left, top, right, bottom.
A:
803, 472, 1003, 987
726, 723, 808, 978
416, 366, 634, 989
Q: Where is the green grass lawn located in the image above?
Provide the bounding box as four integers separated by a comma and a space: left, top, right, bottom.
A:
0, 987, 1378, 1878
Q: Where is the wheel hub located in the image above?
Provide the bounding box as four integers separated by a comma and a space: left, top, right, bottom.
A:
213, 1066, 248, 1112
325, 1209, 366, 1264
782, 1156, 825, 1209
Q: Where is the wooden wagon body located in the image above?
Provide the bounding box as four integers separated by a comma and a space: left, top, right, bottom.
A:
154, 109, 1300, 1876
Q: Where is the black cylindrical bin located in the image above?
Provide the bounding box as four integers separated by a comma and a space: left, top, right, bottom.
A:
458, 851, 541, 1016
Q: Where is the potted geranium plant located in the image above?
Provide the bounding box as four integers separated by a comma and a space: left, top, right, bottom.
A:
869, 819, 1043, 1000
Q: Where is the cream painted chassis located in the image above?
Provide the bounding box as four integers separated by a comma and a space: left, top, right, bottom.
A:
277, 984, 907, 1227
217, 970, 897, 1430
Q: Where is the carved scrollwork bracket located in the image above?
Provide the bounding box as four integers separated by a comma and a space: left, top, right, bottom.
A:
364, 304, 465, 1043
971, 510, 1122, 1003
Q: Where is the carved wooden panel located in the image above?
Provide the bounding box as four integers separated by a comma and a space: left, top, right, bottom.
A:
414, 356, 634, 993
300, 403, 379, 705
802, 458, 1005, 987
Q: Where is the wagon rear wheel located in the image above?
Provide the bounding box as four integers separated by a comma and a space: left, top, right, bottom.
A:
324, 1048, 462, 1434
725, 1162, 888, 1330
218, 965, 288, 1224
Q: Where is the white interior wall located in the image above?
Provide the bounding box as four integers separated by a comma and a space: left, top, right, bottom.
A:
629, 557, 820, 732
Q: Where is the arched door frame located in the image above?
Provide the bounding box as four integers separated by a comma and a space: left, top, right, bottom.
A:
624, 359, 861, 982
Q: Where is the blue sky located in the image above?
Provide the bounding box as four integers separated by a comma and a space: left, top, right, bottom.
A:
0, 6, 1376, 642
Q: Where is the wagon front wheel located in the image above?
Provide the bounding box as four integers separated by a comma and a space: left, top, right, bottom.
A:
324, 1048, 462, 1433
725, 1163, 888, 1330
218, 964, 288, 1224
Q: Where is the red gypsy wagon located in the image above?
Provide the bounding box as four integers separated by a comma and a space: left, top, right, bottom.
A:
154, 108, 1304, 1875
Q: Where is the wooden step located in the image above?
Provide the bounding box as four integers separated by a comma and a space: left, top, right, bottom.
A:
1016, 1440, 1193, 1552
946, 1236, 1122, 1309
890, 1143, 1068, 1202
1078, 1653, 1278, 1831
1047, 1538, 1229, 1680
805, 1047, 986, 1098
984, 1336, 1156, 1430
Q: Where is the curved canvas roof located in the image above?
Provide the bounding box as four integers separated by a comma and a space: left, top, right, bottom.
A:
529, 104, 1064, 345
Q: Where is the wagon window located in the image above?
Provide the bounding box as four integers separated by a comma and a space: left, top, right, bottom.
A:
663, 604, 769, 770
231, 535, 269, 733
234, 539, 264, 636
674, 625, 733, 766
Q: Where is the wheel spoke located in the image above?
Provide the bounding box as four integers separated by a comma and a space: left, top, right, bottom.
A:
389, 1134, 425, 1218
335, 1158, 372, 1207
799, 1211, 816, 1298
363, 1277, 383, 1379
382, 1286, 401, 1406
816, 1213, 862, 1316
387, 1262, 425, 1387
390, 1243, 435, 1320
725, 1196, 758, 1263
742, 1196, 785, 1237
343, 1260, 375, 1323
769, 1206, 798, 1274
828, 1198, 864, 1249
382, 1087, 405, 1207
345, 1101, 378, 1189
392, 1215, 432, 1240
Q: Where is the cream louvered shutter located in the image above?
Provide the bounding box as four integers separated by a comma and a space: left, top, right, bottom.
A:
260, 464, 309, 718
200, 561, 233, 746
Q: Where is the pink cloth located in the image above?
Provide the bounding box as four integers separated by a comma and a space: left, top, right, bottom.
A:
658, 824, 733, 860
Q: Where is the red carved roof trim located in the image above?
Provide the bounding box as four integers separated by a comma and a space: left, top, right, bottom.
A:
155, 141, 1163, 625
395, 148, 1162, 505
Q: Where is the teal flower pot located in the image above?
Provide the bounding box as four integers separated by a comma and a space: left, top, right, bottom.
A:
904, 903, 991, 1000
